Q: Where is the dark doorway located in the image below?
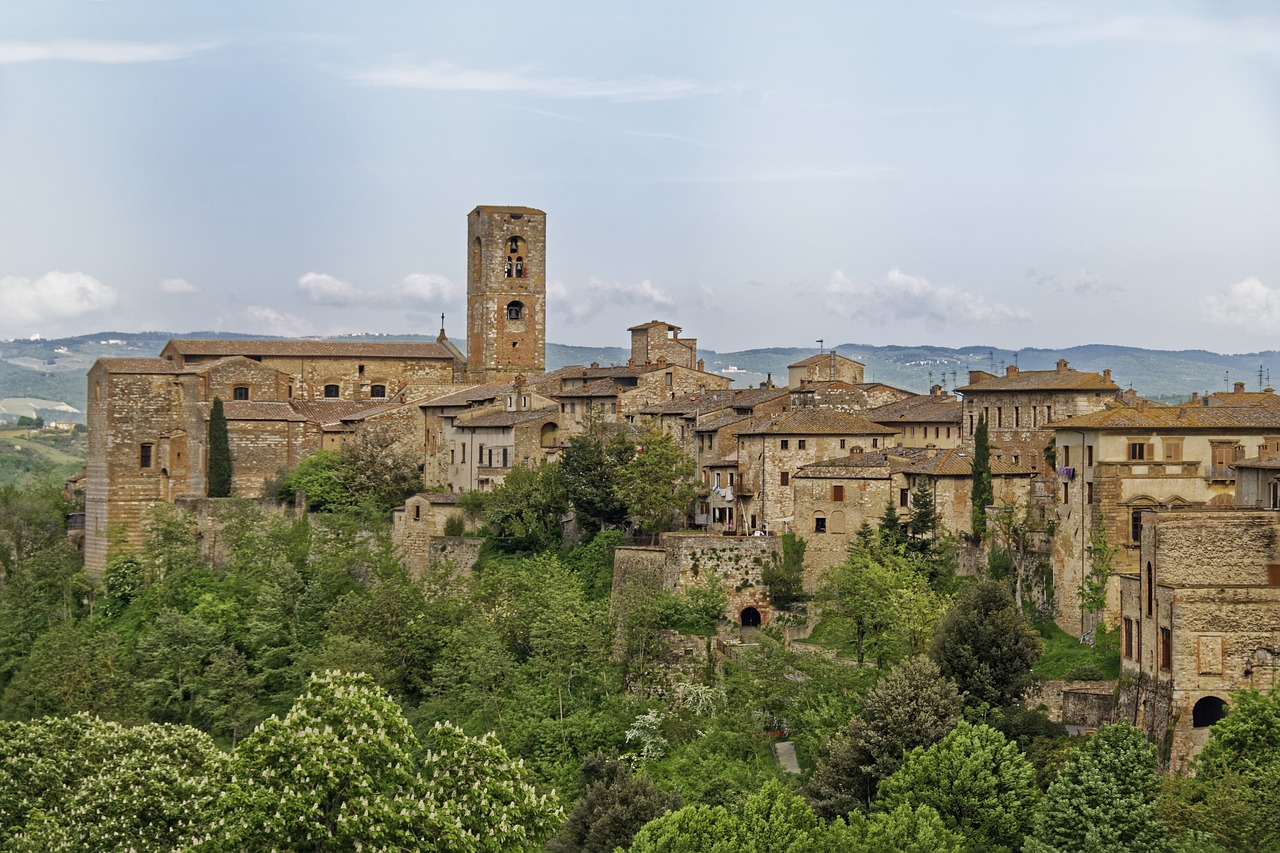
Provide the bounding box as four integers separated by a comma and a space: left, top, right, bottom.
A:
1193, 696, 1228, 728
740, 607, 762, 628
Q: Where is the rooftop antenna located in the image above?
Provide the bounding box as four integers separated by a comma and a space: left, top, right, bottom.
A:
816, 339, 824, 353
1225, 370, 1230, 391
1013, 351, 1019, 368
1261, 364, 1267, 392
989, 351, 995, 373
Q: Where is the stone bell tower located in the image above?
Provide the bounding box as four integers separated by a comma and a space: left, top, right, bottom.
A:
465, 205, 546, 383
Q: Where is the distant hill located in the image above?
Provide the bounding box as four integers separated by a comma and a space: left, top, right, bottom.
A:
4, 332, 1280, 421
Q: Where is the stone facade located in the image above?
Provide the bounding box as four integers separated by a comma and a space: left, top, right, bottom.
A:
628, 321, 698, 370
787, 352, 864, 388
1116, 508, 1280, 772
466, 205, 546, 383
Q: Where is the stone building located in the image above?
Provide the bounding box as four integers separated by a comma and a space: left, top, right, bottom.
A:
628, 320, 699, 370
788, 352, 865, 387
465, 205, 547, 384
865, 386, 963, 449
955, 360, 1120, 480
1116, 508, 1280, 772
1050, 402, 1280, 634
789, 381, 914, 413
736, 409, 899, 535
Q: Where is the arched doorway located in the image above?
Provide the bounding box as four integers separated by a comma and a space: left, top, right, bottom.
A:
1193, 696, 1228, 728
740, 607, 762, 628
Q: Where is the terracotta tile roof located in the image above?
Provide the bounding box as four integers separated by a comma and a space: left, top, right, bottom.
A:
956, 369, 1119, 394
627, 320, 679, 331
98, 358, 180, 374
1048, 405, 1280, 430
694, 412, 753, 433
866, 394, 963, 424
473, 205, 545, 215
164, 338, 457, 360
898, 448, 1035, 477
195, 401, 307, 421
421, 382, 512, 408
1206, 390, 1280, 407
730, 387, 791, 408
455, 405, 558, 428
288, 400, 383, 423
788, 352, 864, 368
740, 408, 898, 436
1231, 452, 1280, 470
795, 448, 923, 474
637, 390, 735, 416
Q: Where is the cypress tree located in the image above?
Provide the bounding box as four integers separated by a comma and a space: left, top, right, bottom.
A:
970, 413, 993, 540
207, 396, 232, 497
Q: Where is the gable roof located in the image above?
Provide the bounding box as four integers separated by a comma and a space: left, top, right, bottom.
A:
788, 352, 864, 368
897, 447, 1035, 477
455, 405, 558, 428
1048, 405, 1280, 431
473, 205, 545, 215
97, 358, 180, 374
956, 369, 1119, 394
866, 394, 963, 425
739, 408, 897, 436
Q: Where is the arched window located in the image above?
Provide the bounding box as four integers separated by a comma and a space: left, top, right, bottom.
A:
540, 422, 558, 448
504, 259, 513, 278
233, 386, 249, 401
515, 257, 524, 278
370, 384, 386, 398
508, 236, 520, 254
507, 301, 525, 321
324, 384, 340, 398
741, 607, 762, 628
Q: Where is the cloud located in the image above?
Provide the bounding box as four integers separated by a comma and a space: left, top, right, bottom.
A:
811, 269, 1031, 325
1029, 268, 1122, 295
0, 40, 216, 65
973, 5, 1280, 53
243, 306, 314, 338
160, 278, 199, 295
297, 271, 457, 307
351, 59, 716, 101
0, 272, 118, 335
557, 277, 676, 322
671, 165, 892, 184
696, 283, 716, 311
1201, 277, 1280, 330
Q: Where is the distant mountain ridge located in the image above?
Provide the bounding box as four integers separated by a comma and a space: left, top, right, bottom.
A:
3, 331, 1279, 421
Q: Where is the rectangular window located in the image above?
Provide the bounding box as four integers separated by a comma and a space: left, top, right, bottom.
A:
461, 444, 465, 464
1133, 511, 1144, 543
1045, 405, 1052, 422
502, 448, 509, 467
832, 485, 845, 502
946, 427, 951, 439
840, 439, 846, 449
232, 386, 249, 401
1063, 482, 1070, 503
1063, 445, 1071, 467
715, 472, 722, 488
1087, 481, 1094, 504
1160, 628, 1172, 671
969, 415, 974, 435
1086, 444, 1094, 466
781, 471, 790, 486
1123, 618, 1133, 659
729, 472, 735, 486
814, 516, 827, 534
665, 372, 673, 387
899, 488, 909, 508
997, 407, 1003, 428
1129, 442, 1146, 461
781, 440, 789, 450
798, 439, 807, 450
139, 443, 153, 469
1164, 440, 1182, 462
1014, 406, 1020, 428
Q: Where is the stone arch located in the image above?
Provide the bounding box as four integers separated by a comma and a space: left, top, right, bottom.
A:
740, 607, 761, 628
506, 300, 525, 321
540, 422, 558, 448
1193, 695, 1229, 728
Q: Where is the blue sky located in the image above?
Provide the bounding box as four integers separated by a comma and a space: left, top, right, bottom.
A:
1, 1, 1278, 354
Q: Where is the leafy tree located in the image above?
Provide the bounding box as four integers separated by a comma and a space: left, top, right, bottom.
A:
988, 498, 1052, 612
971, 412, 993, 540
906, 475, 937, 553
820, 541, 946, 666
629, 781, 838, 853
278, 449, 345, 511
476, 461, 569, 551
852, 802, 966, 853
628, 803, 740, 853
335, 421, 423, 513
876, 721, 1039, 853
549, 753, 681, 853
134, 608, 221, 725
930, 580, 1042, 708
1197, 687, 1280, 773
1080, 522, 1118, 646
763, 532, 806, 606
616, 420, 699, 535
0, 481, 73, 576
206, 396, 231, 498
806, 656, 963, 818
559, 411, 634, 534
1025, 722, 1170, 852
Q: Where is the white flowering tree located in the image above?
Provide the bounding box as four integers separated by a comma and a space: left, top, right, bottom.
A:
0, 714, 223, 851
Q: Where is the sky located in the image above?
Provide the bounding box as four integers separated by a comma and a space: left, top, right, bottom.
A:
1, 2, 1279, 355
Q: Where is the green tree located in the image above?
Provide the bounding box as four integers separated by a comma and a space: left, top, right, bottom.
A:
1025, 722, 1170, 853
206, 396, 231, 498
548, 753, 681, 853
876, 721, 1039, 853
971, 412, 993, 541
0, 481, 73, 576
806, 656, 963, 818
763, 532, 806, 606
616, 421, 699, 535
907, 475, 937, 553
476, 461, 569, 551
854, 802, 967, 853
878, 498, 905, 548
628, 804, 740, 853
930, 580, 1042, 708
559, 412, 634, 533
279, 449, 345, 510
335, 421, 423, 512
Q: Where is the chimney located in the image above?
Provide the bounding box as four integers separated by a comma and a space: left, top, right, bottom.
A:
1235, 381, 1246, 394
1056, 358, 1069, 373
968, 369, 994, 385
697, 358, 705, 372
590, 361, 599, 369
930, 384, 942, 397
1005, 364, 1019, 378
925, 444, 938, 459
1103, 369, 1112, 382
1190, 391, 1199, 405
765, 372, 773, 389
1136, 399, 1149, 412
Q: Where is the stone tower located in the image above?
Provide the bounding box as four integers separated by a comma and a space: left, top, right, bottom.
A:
466, 205, 546, 383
